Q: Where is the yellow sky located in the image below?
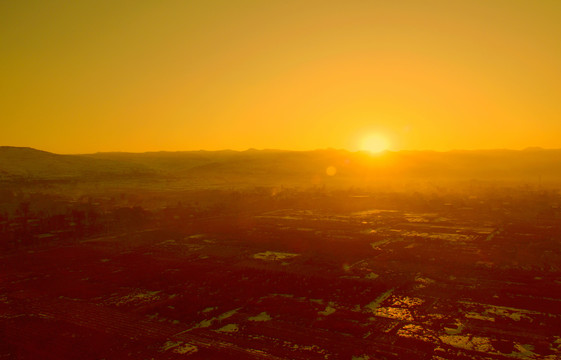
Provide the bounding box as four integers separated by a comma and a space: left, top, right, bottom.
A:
1, 1, 560, 153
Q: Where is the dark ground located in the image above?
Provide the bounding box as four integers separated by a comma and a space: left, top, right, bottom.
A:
2, 201, 561, 359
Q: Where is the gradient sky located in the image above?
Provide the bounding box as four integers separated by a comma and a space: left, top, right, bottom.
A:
2, 1, 560, 153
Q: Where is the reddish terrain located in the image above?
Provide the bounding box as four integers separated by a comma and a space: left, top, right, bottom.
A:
2, 204, 561, 359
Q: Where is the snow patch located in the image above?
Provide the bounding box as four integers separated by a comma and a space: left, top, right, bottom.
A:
365, 288, 394, 312
253, 251, 300, 261
160, 341, 198, 355
216, 323, 239, 333
248, 312, 272, 322
318, 305, 336, 316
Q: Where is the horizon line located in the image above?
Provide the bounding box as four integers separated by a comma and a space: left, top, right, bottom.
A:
0, 145, 555, 156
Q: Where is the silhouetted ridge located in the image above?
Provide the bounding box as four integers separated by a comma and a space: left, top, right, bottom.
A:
2, 146, 561, 184
0, 146, 153, 181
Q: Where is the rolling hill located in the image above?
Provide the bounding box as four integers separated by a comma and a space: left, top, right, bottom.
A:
0, 146, 153, 181
2, 146, 561, 186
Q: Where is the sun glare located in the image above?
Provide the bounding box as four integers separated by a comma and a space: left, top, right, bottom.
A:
361, 134, 390, 153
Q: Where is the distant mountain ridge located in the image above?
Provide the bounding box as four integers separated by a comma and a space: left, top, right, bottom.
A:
0, 146, 153, 181
2, 146, 561, 185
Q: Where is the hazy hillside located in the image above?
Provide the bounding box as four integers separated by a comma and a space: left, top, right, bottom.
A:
2, 146, 561, 186
0, 146, 153, 181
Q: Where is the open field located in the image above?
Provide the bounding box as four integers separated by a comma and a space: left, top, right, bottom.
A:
2, 199, 561, 359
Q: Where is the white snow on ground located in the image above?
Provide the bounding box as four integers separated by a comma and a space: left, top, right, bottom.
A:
397, 324, 439, 344
217, 308, 239, 320
160, 341, 198, 355
374, 307, 413, 321
216, 323, 239, 333
318, 305, 336, 316
161, 341, 181, 351
460, 301, 539, 323
391, 296, 424, 307
510, 344, 539, 359
444, 320, 465, 335
365, 288, 394, 312
439, 334, 493, 352
173, 343, 198, 355
109, 290, 161, 306
248, 312, 272, 322
253, 251, 300, 261
352, 355, 371, 360
370, 240, 389, 248
465, 312, 495, 322
190, 308, 241, 330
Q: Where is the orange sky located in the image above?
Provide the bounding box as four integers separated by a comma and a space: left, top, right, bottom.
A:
2, 1, 560, 153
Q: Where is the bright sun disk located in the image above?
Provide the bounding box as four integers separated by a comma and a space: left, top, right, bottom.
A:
361, 134, 390, 153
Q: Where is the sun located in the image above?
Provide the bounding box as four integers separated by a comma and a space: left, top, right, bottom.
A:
360, 134, 390, 153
